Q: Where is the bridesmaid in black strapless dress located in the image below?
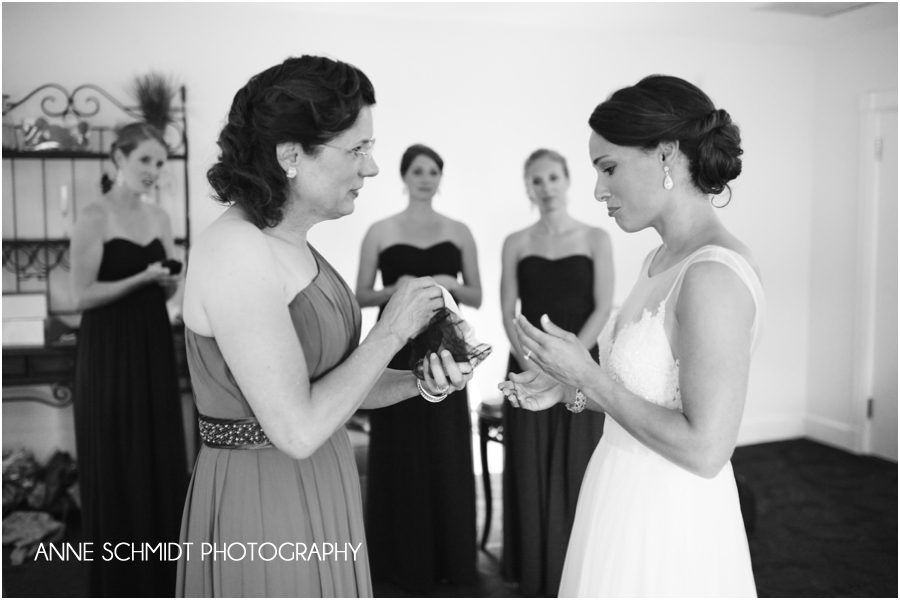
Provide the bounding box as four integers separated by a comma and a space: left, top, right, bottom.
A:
367, 242, 477, 592
75, 239, 188, 593
356, 144, 482, 593
502, 254, 606, 595
70, 124, 188, 596
500, 149, 613, 596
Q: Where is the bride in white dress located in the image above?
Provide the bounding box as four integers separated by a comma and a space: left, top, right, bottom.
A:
500, 75, 764, 598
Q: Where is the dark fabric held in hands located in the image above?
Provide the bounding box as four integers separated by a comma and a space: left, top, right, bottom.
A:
409, 307, 491, 379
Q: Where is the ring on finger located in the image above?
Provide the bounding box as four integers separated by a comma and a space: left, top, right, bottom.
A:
524, 349, 533, 361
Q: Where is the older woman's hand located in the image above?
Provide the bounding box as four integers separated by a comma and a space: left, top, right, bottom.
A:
422, 349, 473, 396
378, 277, 444, 345
498, 368, 564, 411
514, 313, 596, 390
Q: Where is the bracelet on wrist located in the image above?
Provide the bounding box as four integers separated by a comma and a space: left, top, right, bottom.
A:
566, 388, 586, 413
417, 379, 449, 403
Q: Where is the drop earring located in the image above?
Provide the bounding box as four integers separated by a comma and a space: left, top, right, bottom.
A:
662, 165, 674, 190
115, 170, 124, 187
286, 167, 297, 179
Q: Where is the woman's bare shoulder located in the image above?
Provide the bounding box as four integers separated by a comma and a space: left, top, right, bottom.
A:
363, 214, 404, 243
144, 201, 173, 225
192, 209, 269, 268
705, 234, 760, 277
79, 199, 110, 220
502, 224, 535, 249
72, 201, 109, 238
442, 215, 476, 242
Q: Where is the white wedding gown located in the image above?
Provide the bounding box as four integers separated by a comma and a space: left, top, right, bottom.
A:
558, 245, 764, 598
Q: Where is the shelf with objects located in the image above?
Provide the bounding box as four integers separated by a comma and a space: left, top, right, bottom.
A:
1, 82, 192, 409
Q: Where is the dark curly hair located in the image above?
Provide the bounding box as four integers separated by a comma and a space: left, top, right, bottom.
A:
589, 75, 742, 198
399, 143, 443, 178
101, 122, 168, 193
208, 55, 376, 228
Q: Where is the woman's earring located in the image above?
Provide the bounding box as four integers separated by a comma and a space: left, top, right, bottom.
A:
662, 165, 674, 190
286, 167, 297, 179
115, 170, 124, 186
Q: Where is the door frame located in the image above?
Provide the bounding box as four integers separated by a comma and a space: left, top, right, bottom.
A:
852, 89, 897, 454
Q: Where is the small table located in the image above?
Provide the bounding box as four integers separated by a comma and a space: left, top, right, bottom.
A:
476, 400, 503, 550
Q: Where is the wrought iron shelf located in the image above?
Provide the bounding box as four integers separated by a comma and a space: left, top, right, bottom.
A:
2, 238, 187, 282
2, 149, 186, 160
2, 237, 188, 246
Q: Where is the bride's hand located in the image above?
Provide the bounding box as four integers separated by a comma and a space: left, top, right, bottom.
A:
498, 368, 564, 411
514, 314, 597, 390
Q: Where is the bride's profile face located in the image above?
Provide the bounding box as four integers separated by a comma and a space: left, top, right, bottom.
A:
525, 156, 569, 213
589, 131, 661, 233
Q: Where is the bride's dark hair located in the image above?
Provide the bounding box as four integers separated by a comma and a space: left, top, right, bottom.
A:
589, 75, 743, 200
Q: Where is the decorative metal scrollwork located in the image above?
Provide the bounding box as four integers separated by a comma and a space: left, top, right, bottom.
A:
3, 83, 187, 154
2, 383, 74, 408
2, 239, 71, 281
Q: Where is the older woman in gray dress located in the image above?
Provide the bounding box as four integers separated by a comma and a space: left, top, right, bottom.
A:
177, 55, 472, 598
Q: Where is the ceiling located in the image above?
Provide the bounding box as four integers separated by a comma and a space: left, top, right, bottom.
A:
756, 2, 875, 18
294, 2, 898, 46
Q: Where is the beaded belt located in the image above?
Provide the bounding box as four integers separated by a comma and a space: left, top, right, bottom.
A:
198, 414, 273, 450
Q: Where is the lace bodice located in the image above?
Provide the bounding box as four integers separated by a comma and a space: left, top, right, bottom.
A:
597, 245, 765, 411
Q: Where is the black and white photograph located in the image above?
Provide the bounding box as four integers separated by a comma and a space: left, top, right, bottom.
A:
1, 2, 897, 598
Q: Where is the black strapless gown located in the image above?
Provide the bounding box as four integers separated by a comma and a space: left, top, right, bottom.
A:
73, 238, 188, 597
502, 255, 606, 597
365, 241, 477, 593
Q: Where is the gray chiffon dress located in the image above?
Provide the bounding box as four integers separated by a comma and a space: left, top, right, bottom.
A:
176, 246, 372, 597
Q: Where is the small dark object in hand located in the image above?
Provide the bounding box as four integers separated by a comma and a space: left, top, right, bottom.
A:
161, 259, 182, 275
409, 306, 492, 379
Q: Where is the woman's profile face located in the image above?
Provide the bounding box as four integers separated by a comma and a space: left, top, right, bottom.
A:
589, 131, 662, 233
117, 138, 167, 195
293, 105, 379, 221
525, 156, 569, 214
403, 154, 442, 201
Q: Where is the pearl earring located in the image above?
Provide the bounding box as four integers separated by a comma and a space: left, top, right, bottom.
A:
115, 171, 124, 186
286, 167, 297, 179
662, 165, 674, 190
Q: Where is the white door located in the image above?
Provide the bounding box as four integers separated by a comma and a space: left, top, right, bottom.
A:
870, 107, 898, 461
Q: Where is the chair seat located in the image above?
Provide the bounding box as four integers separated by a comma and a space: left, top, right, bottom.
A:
477, 400, 503, 423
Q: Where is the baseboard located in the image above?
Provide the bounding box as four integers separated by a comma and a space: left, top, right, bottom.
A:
737, 415, 806, 446
804, 414, 857, 452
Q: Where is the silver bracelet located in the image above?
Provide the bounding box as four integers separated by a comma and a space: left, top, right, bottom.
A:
566, 388, 586, 413
417, 379, 449, 403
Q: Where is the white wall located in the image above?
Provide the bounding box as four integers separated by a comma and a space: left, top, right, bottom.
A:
2, 3, 894, 451
806, 25, 898, 451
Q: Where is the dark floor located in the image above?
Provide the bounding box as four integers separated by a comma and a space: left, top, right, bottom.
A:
3, 437, 897, 598
732, 438, 898, 598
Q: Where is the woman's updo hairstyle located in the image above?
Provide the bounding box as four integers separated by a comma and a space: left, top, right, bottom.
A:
589, 75, 742, 198
208, 55, 376, 228
400, 143, 443, 178
523, 148, 570, 179
101, 122, 167, 193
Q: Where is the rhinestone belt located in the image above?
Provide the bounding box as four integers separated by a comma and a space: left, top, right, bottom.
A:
198, 414, 273, 450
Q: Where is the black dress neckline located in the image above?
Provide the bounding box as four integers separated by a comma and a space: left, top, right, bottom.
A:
379, 240, 460, 255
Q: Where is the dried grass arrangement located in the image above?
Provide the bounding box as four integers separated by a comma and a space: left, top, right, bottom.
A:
131, 71, 178, 133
